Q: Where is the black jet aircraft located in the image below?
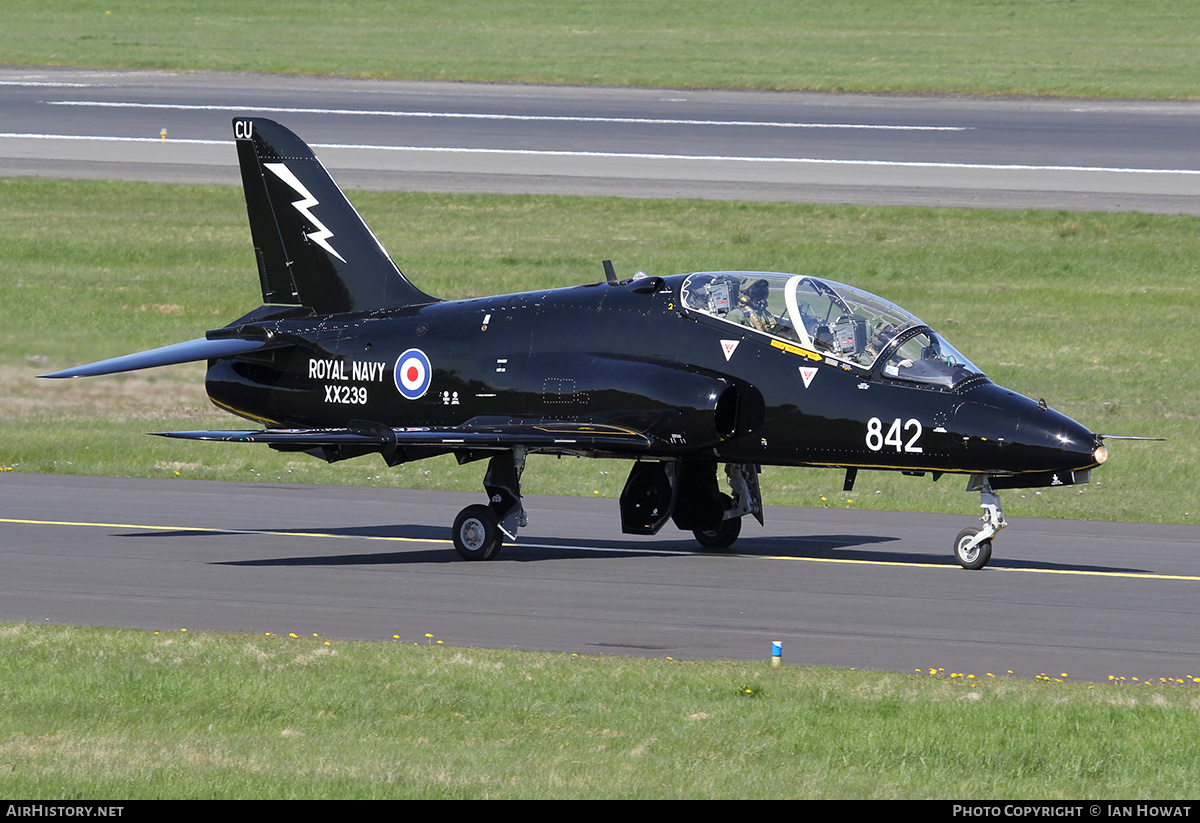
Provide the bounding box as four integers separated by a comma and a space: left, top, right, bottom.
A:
44, 117, 1123, 569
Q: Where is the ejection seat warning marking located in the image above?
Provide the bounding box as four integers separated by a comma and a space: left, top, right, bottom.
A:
770, 339, 822, 361
395, 348, 432, 399
721, 340, 739, 361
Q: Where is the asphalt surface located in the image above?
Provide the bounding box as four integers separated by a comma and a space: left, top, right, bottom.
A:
2, 474, 1197, 682
3, 67, 1197, 681
3, 66, 1199, 213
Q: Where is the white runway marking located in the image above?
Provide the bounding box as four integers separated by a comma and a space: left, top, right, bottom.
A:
47, 99, 970, 131
3, 132, 1197, 176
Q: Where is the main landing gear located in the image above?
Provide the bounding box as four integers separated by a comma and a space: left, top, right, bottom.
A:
451, 448, 527, 561
954, 476, 1006, 570
618, 460, 763, 550
449, 455, 767, 560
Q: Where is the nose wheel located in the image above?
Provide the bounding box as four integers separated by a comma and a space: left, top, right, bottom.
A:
954, 528, 992, 570
955, 476, 1006, 569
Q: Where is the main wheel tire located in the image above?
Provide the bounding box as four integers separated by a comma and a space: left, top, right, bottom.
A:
453, 505, 503, 561
693, 515, 741, 550
954, 527, 992, 570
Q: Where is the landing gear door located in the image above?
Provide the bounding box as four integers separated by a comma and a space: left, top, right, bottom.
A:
619, 462, 678, 535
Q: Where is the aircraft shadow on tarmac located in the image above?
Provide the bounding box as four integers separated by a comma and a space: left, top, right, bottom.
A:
123, 524, 1147, 574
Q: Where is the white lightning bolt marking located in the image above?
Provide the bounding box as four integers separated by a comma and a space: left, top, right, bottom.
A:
264, 162, 346, 263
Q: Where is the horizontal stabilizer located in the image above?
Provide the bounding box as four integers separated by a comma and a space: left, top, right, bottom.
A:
39, 337, 274, 379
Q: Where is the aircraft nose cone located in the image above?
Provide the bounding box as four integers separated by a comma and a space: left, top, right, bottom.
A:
1020, 413, 1100, 469
953, 386, 1101, 474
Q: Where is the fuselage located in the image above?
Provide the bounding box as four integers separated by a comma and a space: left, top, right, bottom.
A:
204, 272, 1102, 482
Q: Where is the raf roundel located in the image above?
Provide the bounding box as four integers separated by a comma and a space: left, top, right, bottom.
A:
394, 348, 432, 400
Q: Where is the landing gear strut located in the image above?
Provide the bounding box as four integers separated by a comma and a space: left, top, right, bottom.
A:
955, 476, 1006, 569
451, 448, 527, 561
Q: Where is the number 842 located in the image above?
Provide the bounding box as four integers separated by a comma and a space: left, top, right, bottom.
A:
865, 417, 923, 453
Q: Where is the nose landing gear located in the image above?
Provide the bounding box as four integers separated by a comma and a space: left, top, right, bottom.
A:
955, 476, 1006, 569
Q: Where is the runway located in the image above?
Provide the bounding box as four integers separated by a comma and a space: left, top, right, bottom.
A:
2, 474, 1197, 682
2, 67, 1199, 213
3, 67, 1198, 682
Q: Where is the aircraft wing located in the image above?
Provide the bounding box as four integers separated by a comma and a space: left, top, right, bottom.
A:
157, 421, 653, 455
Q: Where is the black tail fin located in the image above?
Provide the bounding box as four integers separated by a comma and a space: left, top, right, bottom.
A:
233, 117, 438, 314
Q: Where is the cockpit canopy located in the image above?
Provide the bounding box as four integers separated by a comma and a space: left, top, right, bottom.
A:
681, 272, 983, 388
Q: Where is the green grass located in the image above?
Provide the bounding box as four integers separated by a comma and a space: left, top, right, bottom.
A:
4, 0, 1200, 98
1, 622, 1197, 799
2, 178, 1195, 524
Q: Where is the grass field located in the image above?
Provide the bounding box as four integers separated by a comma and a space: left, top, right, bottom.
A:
4, 0, 1200, 99
3, 178, 1195, 524
1, 622, 1198, 799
